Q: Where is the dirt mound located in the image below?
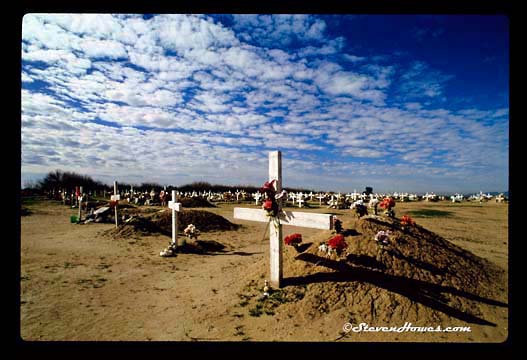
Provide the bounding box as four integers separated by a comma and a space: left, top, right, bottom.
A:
151, 209, 239, 233
103, 217, 160, 238
103, 209, 239, 238
179, 197, 216, 208
237, 215, 507, 328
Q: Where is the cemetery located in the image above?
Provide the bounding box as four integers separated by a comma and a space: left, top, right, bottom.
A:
20, 151, 508, 342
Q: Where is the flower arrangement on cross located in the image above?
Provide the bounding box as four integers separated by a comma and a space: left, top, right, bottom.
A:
259, 179, 287, 217
260, 179, 279, 217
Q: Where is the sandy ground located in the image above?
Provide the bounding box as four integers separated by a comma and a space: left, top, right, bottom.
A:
19, 199, 508, 342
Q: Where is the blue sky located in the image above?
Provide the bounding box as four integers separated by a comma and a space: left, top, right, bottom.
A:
21, 14, 509, 193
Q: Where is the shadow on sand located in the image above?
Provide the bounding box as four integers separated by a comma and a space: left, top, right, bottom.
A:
286, 253, 507, 326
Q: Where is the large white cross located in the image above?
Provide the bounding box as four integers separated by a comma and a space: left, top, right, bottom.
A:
168, 190, 183, 247
233, 151, 333, 288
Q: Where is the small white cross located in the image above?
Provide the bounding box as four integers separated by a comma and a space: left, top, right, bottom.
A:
168, 190, 183, 247
253, 192, 262, 205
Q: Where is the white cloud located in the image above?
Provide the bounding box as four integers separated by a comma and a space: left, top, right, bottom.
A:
154, 14, 239, 52
80, 39, 128, 59
231, 14, 328, 47
398, 61, 454, 100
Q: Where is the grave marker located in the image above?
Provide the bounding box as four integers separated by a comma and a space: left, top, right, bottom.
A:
317, 193, 325, 206
253, 192, 262, 205
233, 151, 333, 288
296, 192, 305, 208
168, 190, 182, 248
111, 181, 120, 228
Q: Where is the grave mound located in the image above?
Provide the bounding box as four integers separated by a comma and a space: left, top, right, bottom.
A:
103, 216, 160, 238
238, 215, 506, 327
103, 210, 239, 238
151, 209, 239, 233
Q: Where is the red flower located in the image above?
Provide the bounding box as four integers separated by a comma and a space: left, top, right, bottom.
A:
327, 234, 348, 252
263, 199, 274, 211
284, 233, 302, 246
379, 197, 396, 209
260, 179, 277, 194
400, 215, 415, 226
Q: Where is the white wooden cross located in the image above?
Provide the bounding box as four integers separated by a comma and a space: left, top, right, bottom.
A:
296, 192, 305, 208
327, 194, 336, 208
350, 189, 361, 202
290, 192, 296, 206
253, 192, 262, 205
111, 181, 120, 228
316, 193, 325, 206
168, 190, 183, 248
233, 151, 333, 288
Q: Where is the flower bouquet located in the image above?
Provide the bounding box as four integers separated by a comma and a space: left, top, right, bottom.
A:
160, 243, 177, 257
374, 230, 391, 251
332, 216, 343, 234
284, 233, 303, 252
379, 197, 396, 218
260, 180, 280, 217
184, 224, 200, 240
400, 215, 415, 230
350, 200, 368, 218
318, 234, 348, 257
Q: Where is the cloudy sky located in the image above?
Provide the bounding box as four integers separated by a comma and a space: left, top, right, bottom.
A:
21, 14, 509, 193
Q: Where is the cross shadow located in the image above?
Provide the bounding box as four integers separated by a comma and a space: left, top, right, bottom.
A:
341, 229, 360, 236
286, 253, 507, 326
386, 248, 446, 276
230, 251, 264, 256
176, 240, 264, 257
346, 253, 386, 270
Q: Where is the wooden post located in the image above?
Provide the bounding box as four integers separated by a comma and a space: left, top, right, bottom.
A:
269, 151, 283, 288
78, 186, 83, 221
171, 190, 177, 247
168, 190, 182, 249
114, 181, 118, 228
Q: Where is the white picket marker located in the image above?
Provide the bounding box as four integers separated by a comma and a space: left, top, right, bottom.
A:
168, 190, 182, 248
253, 192, 262, 205
233, 151, 333, 288
111, 181, 120, 228
78, 186, 83, 221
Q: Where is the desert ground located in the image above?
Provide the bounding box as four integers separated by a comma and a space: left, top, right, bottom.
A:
19, 197, 508, 342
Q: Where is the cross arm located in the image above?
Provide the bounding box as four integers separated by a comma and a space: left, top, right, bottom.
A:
233, 207, 333, 230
